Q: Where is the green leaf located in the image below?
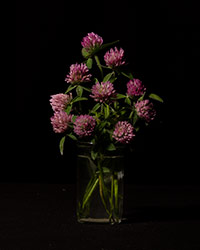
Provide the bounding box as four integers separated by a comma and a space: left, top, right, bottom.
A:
114, 101, 119, 109
91, 103, 101, 112
65, 85, 77, 93
106, 143, 116, 151
91, 138, 96, 144
125, 97, 131, 105
135, 126, 140, 132
82, 86, 91, 92
104, 104, 110, 119
65, 105, 72, 115
76, 85, 83, 97
102, 167, 110, 174
109, 77, 117, 83
149, 93, 164, 103
81, 48, 90, 59
67, 133, 77, 141
94, 78, 99, 83
116, 94, 126, 99
86, 58, 93, 69
138, 92, 146, 101
103, 72, 114, 82
72, 96, 88, 103
98, 120, 107, 131
71, 115, 77, 123
100, 40, 120, 50
120, 109, 126, 116
91, 150, 98, 161
129, 110, 134, 119
121, 72, 134, 79
132, 112, 138, 126
59, 136, 66, 155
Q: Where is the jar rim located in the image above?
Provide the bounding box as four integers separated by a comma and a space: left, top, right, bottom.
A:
76, 140, 93, 146
76, 140, 127, 151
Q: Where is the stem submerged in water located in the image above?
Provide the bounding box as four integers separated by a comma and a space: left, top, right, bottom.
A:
98, 174, 110, 216
114, 173, 119, 213
82, 176, 99, 210
97, 159, 110, 216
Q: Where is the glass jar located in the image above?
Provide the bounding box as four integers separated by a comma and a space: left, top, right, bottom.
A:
76, 142, 124, 224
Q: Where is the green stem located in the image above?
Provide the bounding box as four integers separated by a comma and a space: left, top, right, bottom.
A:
99, 174, 110, 215
82, 177, 99, 210
114, 173, 119, 211
94, 55, 104, 79
109, 173, 114, 221
110, 174, 114, 207
97, 158, 110, 216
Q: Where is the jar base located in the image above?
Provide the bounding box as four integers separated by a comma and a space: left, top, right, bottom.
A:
78, 217, 122, 224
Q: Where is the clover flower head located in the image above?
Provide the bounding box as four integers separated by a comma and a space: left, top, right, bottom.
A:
135, 99, 156, 122
74, 115, 96, 138
65, 63, 92, 84
113, 121, 135, 144
81, 32, 103, 52
104, 47, 125, 68
127, 79, 146, 97
90, 81, 116, 103
50, 93, 72, 112
50, 111, 72, 133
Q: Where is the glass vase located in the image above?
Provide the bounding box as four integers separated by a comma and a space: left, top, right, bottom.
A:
76, 142, 124, 224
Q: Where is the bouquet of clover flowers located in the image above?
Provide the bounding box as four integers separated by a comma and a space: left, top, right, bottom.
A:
50, 32, 163, 223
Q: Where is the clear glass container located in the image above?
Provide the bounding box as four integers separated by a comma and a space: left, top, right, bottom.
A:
76, 142, 124, 224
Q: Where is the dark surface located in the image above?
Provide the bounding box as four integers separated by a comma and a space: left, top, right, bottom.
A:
0, 183, 200, 249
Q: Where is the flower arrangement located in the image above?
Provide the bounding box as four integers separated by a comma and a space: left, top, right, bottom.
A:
50, 32, 163, 223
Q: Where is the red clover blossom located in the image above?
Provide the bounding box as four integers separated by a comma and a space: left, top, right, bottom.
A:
74, 115, 96, 138
135, 99, 156, 122
113, 121, 135, 144
104, 47, 125, 68
50, 111, 73, 133
81, 32, 103, 53
90, 81, 116, 103
50, 93, 72, 112
127, 79, 146, 97
65, 63, 92, 84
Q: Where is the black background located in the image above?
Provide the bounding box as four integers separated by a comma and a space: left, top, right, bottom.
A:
14, 0, 200, 185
